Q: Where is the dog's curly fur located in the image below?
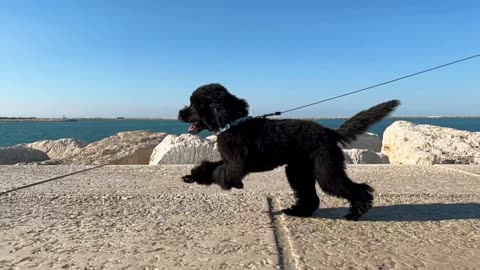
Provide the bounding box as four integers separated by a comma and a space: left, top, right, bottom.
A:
179, 83, 400, 220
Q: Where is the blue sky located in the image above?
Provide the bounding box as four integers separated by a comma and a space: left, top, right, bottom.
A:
0, 0, 479, 118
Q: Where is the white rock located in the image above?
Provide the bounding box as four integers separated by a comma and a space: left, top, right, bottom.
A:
0, 145, 49, 165
206, 135, 217, 142
15, 159, 65, 165
382, 121, 480, 165
475, 157, 480, 164
150, 134, 221, 165
27, 138, 87, 160
343, 149, 389, 164
341, 132, 382, 152
65, 131, 167, 165
343, 152, 353, 164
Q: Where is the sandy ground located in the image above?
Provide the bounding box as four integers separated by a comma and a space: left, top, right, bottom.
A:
1, 165, 479, 269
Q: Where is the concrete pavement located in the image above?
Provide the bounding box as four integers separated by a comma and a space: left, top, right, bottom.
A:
1, 165, 479, 269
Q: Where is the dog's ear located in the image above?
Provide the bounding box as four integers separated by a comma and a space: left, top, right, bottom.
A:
222, 90, 249, 120
208, 94, 249, 130
207, 103, 228, 131
229, 96, 249, 119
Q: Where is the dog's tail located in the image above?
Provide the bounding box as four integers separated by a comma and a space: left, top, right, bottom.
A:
336, 99, 400, 144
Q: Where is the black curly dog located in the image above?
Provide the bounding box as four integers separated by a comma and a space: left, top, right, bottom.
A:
179, 83, 400, 220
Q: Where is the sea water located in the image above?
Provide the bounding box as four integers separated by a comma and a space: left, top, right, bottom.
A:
0, 118, 478, 147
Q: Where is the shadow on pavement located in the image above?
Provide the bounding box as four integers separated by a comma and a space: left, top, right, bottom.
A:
273, 203, 480, 222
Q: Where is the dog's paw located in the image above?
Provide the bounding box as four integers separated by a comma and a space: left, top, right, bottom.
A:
345, 200, 372, 221
218, 179, 234, 190
183, 174, 214, 186
344, 211, 369, 221
182, 175, 195, 183
218, 179, 244, 190
213, 166, 229, 189
231, 181, 244, 189
212, 166, 244, 190
195, 176, 214, 185
344, 212, 361, 221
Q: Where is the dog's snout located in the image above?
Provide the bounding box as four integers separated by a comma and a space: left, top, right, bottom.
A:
178, 106, 190, 121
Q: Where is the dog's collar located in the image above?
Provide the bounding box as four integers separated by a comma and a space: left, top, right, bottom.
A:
215, 116, 253, 135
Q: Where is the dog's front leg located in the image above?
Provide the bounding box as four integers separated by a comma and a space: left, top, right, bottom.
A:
212, 162, 245, 190
182, 160, 224, 185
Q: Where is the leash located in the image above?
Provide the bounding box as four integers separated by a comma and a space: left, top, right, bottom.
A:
217, 54, 479, 134
258, 54, 480, 118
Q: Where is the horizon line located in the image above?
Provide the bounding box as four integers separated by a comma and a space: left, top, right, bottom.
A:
2, 115, 480, 122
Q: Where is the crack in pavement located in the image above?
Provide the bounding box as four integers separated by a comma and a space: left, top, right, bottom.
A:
266, 195, 302, 270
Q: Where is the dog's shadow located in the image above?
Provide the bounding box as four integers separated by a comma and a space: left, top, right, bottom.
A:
275, 203, 480, 222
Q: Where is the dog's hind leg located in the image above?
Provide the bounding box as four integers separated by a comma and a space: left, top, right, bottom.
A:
314, 157, 373, 221
282, 162, 320, 217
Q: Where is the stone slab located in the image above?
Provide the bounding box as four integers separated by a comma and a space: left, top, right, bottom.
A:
2, 165, 480, 270
273, 194, 480, 270
345, 165, 480, 195
0, 193, 278, 269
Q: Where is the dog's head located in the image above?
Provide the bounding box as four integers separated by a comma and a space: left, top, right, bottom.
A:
178, 83, 249, 134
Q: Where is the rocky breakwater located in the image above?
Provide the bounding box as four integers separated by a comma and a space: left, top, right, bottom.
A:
62, 131, 166, 165
382, 121, 480, 165
150, 134, 220, 164
341, 132, 389, 164
27, 138, 88, 160
0, 131, 386, 166
1, 131, 166, 165
9, 120, 477, 166
0, 138, 86, 165
0, 145, 49, 165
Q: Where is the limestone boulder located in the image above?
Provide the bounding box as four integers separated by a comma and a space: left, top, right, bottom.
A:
0, 145, 49, 165
27, 138, 87, 160
65, 131, 167, 165
382, 121, 480, 165
206, 135, 217, 142
150, 134, 221, 165
343, 149, 389, 164
341, 132, 382, 152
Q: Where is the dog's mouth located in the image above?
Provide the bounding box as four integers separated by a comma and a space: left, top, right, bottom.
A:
188, 121, 207, 135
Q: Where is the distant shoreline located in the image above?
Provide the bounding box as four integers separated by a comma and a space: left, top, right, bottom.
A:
0, 117, 178, 122
1, 116, 480, 123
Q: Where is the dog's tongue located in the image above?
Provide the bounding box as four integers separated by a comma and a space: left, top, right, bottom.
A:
188, 123, 197, 132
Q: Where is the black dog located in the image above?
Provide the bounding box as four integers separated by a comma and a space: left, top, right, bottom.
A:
179, 83, 400, 220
